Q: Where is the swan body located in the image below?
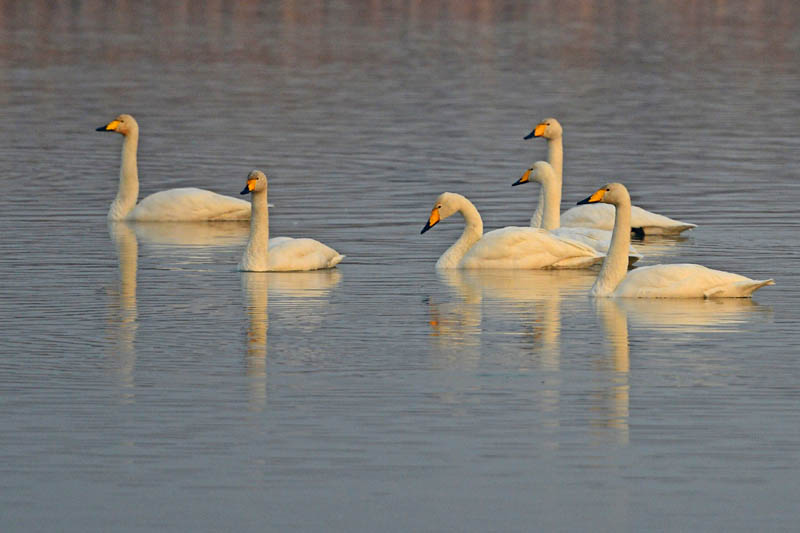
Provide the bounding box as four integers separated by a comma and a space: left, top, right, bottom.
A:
525, 118, 696, 235
97, 114, 252, 221
578, 182, 773, 298
559, 203, 697, 235
611, 264, 775, 298
238, 170, 344, 272
513, 161, 642, 264
421, 192, 604, 270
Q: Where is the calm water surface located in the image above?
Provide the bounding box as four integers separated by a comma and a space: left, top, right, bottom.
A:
1, 1, 799, 531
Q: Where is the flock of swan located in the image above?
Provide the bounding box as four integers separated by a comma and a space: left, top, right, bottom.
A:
97, 114, 773, 299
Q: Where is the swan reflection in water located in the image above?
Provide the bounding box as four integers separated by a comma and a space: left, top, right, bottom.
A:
629, 233, 690, 260
593, 299, 631, 445
105, 221, 249, 401
240, 269, 341, 411
591, 296, 768, 445
106, 221, 340, 411
131, 220, 250, 246
429, 269, 595, 370
130, 220, 250, 267
106, 222, 139, 402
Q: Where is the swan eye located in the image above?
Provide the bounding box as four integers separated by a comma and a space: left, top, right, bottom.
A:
546, 122, 550, 126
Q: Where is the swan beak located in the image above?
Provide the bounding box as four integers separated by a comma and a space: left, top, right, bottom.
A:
96, 120, 120, 132
577, 188, 606, 205
512, 169, 532, 186
240, 179, 257, 195
523, 122, 547, 139
421, 208, 440, 234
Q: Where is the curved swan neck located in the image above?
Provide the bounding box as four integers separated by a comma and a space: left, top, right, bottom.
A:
592, 197, 631, 296
109, 127, 140, 220
537, 173, 561, 231
436, 197, 483, 269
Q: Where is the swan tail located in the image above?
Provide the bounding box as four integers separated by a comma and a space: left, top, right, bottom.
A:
328, 254, 345, 268
704, 279, 775, 298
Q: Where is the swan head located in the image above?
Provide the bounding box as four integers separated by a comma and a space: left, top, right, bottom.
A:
577, 182, 629, 206
512, 161, 556, 186
96, 114, 138, 136
241, 169, 268, 195
420, 192, 462, 234
523, 117, 562, 140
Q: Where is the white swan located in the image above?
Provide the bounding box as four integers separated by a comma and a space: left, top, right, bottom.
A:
512, 161, 642, 265
238, 170, 344, 272
97, 114, 252, 221
420, 192, 604, 269
525, 118, 696, 235
578, 182, 773, 298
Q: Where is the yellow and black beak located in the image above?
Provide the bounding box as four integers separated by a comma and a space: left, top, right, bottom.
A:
420, 207, 441, 234
240, 178, 257, 195
577, 188, 606, 205
523, 122, 547, 140
512, 168, 532, 187
96, 119, 119, 132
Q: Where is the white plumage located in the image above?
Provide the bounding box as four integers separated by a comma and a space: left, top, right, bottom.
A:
613, 263, 775, 298
97, 114, 251, 221
525, 117, 696, 235
121, 187, 251, 222
421, 192, 604, 270
513, 161, 642, 264
578, 182, 773, 298
559, 203, 697, 235
238, 170, 344, 272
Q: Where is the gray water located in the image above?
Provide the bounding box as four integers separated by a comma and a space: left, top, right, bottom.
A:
1, 1, 799, 531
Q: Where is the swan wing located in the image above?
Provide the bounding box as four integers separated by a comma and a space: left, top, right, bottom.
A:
460, 227, 603, 269
267, 237, 344, 271
560, 203, 696, 235
551, 226, 642, 263
129, 187, 251, 221
268, 236, 294, 248
615, 264, 773, 298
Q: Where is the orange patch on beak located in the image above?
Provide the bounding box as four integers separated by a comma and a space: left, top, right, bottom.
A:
587, 188, 606, 203
534, 123, 547, 137
105, 120, 120, 131
428, 207, 440, 226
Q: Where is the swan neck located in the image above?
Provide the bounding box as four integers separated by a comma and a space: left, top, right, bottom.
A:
531, 194, 545, 228
436, 198, 483, 269
109, 129, 140, 220
538, 175, 561, 231
547, 136, 563, 182
240, 189, 270, 270
532, 136, 563, 228
592, 199, 631, 296
249, 190, 270, 246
